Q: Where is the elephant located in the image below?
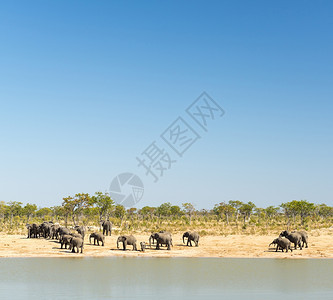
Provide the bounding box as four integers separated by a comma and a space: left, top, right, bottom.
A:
183, 231, 199, 247
140, 242, 146, 252
89, 232, 105, 246
269, 237, 293, 252
101, 220, 112, 236
71, 232, 83, 239
39, 222, 52, 239
50, 224, 60, 239
279, 230, 302, 250
74, 226, 86, 240
292, 230, 308, 248
151, 232, 173, 250
26, 223, 39, 238
149, 231, 171, 247
117, 235, 137, 251
57, 227, 70, 241
70, 237, 84, 253
60, 234, 72, 249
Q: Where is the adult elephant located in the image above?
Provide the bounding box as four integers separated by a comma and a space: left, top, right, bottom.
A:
151, 232, 172, 250
90, 232, 105, 246
279, 230, 302, 250
70, 237, 84, 253
26, 223, 39, 238
183, 231, 199, 247
57, 227, 70, 241
101, 220, 112, 236
50, 224, 60, 239
292, 230, 308, 248
149, 231, 171, 247
60, 234, 72, 249
117, 235, 137, 251
39, 222, 52, 239
75, 226, 86, 240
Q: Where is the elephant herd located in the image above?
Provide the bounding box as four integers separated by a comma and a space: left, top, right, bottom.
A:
26, 221, 200, 254
117, 230, 200, 252
269, 230, 309, 253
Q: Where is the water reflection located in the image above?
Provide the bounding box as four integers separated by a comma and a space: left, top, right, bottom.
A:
0, 258, 332, 299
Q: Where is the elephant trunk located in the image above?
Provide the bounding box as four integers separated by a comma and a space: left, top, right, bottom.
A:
183, 234, 185, 244
117, 238, 120, 249
149, 235, 152, 247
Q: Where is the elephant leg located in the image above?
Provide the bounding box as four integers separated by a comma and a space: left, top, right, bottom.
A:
167, 242, 171, 250
156, 242, 160, 250
123, 242, 127, 251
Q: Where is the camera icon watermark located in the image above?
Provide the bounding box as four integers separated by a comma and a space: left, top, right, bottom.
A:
109, 173, 144, 207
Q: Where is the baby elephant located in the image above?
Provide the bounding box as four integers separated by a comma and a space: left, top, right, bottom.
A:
140, 242, 146, 252
70, 237, 84, 253
60, 234, 72, 249
269, 237, 293, 252
89, 232, 105, 246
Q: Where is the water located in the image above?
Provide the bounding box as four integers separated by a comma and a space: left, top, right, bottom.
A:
0, 258, 332, 299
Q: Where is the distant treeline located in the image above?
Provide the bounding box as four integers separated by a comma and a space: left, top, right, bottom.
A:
1, 192, 332, 233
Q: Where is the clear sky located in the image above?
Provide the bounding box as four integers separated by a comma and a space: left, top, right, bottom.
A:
0, 1, 332, 209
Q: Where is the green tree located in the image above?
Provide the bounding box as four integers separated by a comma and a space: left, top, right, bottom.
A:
139, 206, 156, 220
295, 200, 315, 224
213, 202, 235, 224
36, 207, 52, 220
0, 201, 7, 220
51, 206, 65, 222
317, 204, 333, 219
62, 196, 75, 225
239, 202, 256, 225
6, 201, 23, 226
114, 204, 126, 226
91, 192, 115, 221
23, 203, 37, 222
264, 206, 279, 225
127, 207, 137, 220
281, 200, 315, 225
62, 193, 91, 225
182, 203, 195, 225
228, 200, 243, 223
157, 203, 172, 217
170, 205, 182, 217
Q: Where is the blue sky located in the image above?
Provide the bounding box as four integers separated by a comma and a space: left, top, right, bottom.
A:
0, 1, 332, 209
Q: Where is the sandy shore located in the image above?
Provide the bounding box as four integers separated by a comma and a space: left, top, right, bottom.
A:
1, 229, 333, 258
